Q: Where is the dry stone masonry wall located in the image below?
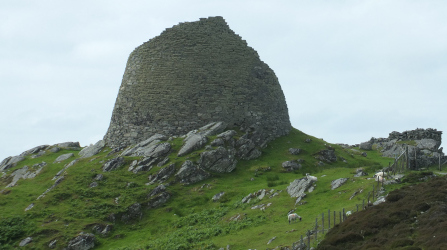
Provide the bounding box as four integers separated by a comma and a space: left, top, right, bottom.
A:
104, 16, 291, 148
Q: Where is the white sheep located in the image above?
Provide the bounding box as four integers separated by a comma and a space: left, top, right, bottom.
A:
288, 213, 302, 224
346, 211, 352, 216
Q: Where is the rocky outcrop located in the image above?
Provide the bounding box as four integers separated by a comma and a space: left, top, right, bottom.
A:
314, 149, 337, 163
287, 176, 317, 204
282, 160, 302, 172
102, 157, 125, 172
289, 148, 301, 155
0, 155, 25, 171
121, 134, 170, 157
66, 233, 95, 250
120, 203, 143, 224
331, 178, 348, 190
54, 153, 74, 163
19, 237, 32, 246
147, 184, 171, 208
175, 160, 210, 185
147, 164, 176, 185
103, 16, 291, 148
57, 142, 81, 150
198, 146, 237, 173
361, 128, 445, 169
5, 162, 46, 187
79, 140, 105, 158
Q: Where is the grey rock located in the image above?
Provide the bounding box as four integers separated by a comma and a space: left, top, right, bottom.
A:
79, 140, 105, 158
20, 145, 49, 156
416, 138, 440, 151
198, 122, 227, 137
289, 148, 301, 155
212, 191, 225, 202
331, 178, 348, 190
131, 157, 158, 174
217, 130, 237, 141
54, 153, 74, 163
37, 176, 65, 200
211, 138, 225, 147
314, 150, 337, 163
373, 195, 387, 205
49, 239, 57, 248
19, 237, 32, 246
198, 147, 237, 173
361, 152, 367, 157
305, 138, 312, 143
175, 161, 210, 185
57, 142, 81, 149
148, 184, 167, 198
94, 174, 104, 181
25, 203, 34, 211
148, 164, 176, 184
0, 155, 25, 171
178, 133, 208, 157
147, 191, 171, 209
6, 162, 46, 187
287, 176, 318, 204
121, 203, 142, 224
89, 182, 98, 188
92, 224, 113, 237
235, 138, 262, 160
102, 157, 125, 172
354, 169, 368, 177
359, 141, 372, 150
52, 159, 78, 180
66, 233, 95, 250
267, 236, 277, 245
282, 160, 301, 171
157, 157, 170, 167
50, 147, 61, 153
121, 134, 168, 156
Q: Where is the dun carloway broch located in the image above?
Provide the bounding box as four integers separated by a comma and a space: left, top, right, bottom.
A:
104, 16, 291, 147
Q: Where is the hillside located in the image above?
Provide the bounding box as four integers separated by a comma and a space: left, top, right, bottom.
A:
317, 172, 447, 250
0, 127, 408, 249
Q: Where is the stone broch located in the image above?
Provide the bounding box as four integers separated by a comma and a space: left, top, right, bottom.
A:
104, 16, 291, 148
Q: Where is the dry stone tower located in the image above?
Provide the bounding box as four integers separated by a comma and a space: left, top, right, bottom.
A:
104, 16, 291, 148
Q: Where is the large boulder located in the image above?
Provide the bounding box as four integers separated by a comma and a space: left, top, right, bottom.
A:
175, 161, 210, 185
282, 160, 302, 172
148, 164, 177, 184
79, 140, 105, 158
331, 178, 348, 190
198, 147, 237, 173
314, 149, 337, 163
20, 145, 49, 156
120, 203, 143, 224
121, 134, 170, 157
57, 142, 81, 150
287, 176, 317, 204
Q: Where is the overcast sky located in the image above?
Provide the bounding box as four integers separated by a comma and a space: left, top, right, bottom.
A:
1, 0, 446, 160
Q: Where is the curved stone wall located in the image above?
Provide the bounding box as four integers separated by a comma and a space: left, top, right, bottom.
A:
104, 16, 291, 147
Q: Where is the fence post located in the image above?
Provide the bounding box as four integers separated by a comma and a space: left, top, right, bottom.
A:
342, 208, 345, 221
406, 146, 409, 170
372, 185, 375, 201
322, 213, 325, 234
339, 211, 342, 224
333, 211, 336, 226
363, 199, 365, 210
367, 192, 370, 206
439, 154, 441, 171
307, 230, 311, 250
300, 235, 303, 248
328, 209, 331, 230
414, 149, 417, 170
356, 204, 359, 212
315, 218, 318, 243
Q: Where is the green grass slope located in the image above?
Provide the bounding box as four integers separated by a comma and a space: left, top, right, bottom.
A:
0, 128, 404, 249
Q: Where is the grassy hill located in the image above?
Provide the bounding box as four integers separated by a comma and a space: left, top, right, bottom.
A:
0, 128, 436, 249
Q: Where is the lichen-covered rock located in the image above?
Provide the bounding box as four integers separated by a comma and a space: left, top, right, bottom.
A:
19, 237, 32, 246
198, 147, 237, 173
235, 137, 262, 160
175, 161, 210, 185
287, 176, 317, 204
54, 153, 74, 163
314, 149, 337, 163
79, 140, 105, 158
103, 16, 291, 148
20, 145, 49, 156
66, 233, 95, 250
289, 148, 301, 155
0, 155, 25, 171
331, 178, 348, 190
282, 161, 301, 171
102, 157, 125, 172
178, 133, 208, 157
121, 134, 171, 158
148, 164, 176, 184
359, 141, 373, 150
212, 191, 225, 202
57, 142, 81, 150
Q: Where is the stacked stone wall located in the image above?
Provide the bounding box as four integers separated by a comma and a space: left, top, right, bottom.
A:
104, 17, 291, 147
388, 128, 442, 142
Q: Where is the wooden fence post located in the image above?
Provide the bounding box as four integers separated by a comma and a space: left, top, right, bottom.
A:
315, 218, 318, 242
322, 213, 324, 234
342, 208, 345, 221
363, 199, 365, 210
356, 204, 359, 212
333, 211, 336, 226
307, 230, 311, 250
339, 211, 342, 224
328, 209, 331, 230
372, 185, 375, 201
